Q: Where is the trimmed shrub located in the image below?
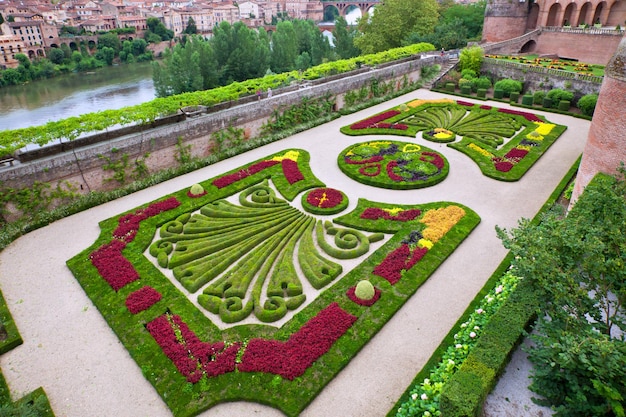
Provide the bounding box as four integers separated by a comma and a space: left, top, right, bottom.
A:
493, 79, 522, 98
522, 94, 534, 106
542, 97, 553, 108
354, 280, 375, 300
577, 93, 598, 116
461, 69, 477, 79
189, 183, 205, 195
546, 89, 574, 109
446, 82, 456, 92
533, 91, 545, 105
493, 89, 504, 99
509, 92, 520, 103
474, 76, 492, 92
558, 100, 570, 111
476, 88, 486, 98
461, 84, 472, 95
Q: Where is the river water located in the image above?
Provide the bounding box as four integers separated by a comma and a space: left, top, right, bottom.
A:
0, 62, 155, 132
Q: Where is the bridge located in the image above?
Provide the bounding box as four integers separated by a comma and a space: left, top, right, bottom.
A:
321, 0, 380, 18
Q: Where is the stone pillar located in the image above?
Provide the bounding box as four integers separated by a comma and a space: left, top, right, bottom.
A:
571, 33, 626, 202
482, 0, 530, 42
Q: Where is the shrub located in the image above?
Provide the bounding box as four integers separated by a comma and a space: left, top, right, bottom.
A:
477, 88, 486, 98
354, 280, 375, 300
461, 84, 472, 95
189, 183, 205, 196
493, 89, 504, 99
461, 69, 477, 79
493, 79, 522, 98
459, 45, 484, 74
577, 93, 599, 116
440, 70, 461, 87
546, 89, 574, 109
542, 97, 553, 108
474, 76, 492, 92
446, 82, 455, 92
510, 92, 520, 103
558, 100, 570, 111
522, 94, 534, 106
533, 91, 546, 105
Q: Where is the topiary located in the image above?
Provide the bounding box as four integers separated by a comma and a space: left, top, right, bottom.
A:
354, 280, 375, 300
493, 79, 523, 98
474, 76, 492, 92
189, 183, 205, 196
577, 93, 599, 116
461, 69, 477, 80
533, 91, 546, 105
546, 89, 574, 109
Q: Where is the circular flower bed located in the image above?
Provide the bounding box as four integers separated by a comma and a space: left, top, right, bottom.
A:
301, 187, 349, 215
338, 140, 449, 189
423, 128, 456, 143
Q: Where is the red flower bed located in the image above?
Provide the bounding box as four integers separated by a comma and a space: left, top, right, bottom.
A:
345, 155, 384, 165
504, 148, 529, 161
212, 160, 279, 189
306, 188, 344, 208
479, 105, 492, 110
358, 164, 382, 177
373, 123, 409, 130
350, 110, 401, 130
421, 152, 445, 170
147, 313, 240, 383
497, 108, 542, 122
113, 197, 181, 241
386, 160, 404, 182
361, 207, 421, 222
346, 286, 382, 306
456, 100, 475, 107
90, 240, 139, 291
493, 158, 514, 172
125, 286, 163, 314
373, 243, 429, 285
281, 158, 304, 184
238, 303, 357, 380
187, 190, 207, 198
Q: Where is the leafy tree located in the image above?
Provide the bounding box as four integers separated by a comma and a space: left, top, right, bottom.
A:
404, 17, 469, 50
15, 53, 30, 69
96, 46, 116, 65
0, 68, 20, 85
323, 6, 339, 22
458, 45, 483, 74
295, 51, 312, 71
183, 17, 197, 34
497, 168, 626, 417
131, 38, 148, 56
146, 17, 173, 41
332, 16, 360, 59
293, 19, 331, 66
48, 47, 66, 65
355, 0, 439, 54
439, 0, 486, 40
71, 50, 83, 64
271, 21, 298, 73
97, 33, 121, 52
577, 93, 598, 116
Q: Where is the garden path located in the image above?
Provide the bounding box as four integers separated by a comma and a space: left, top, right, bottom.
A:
0, 89, 588, 417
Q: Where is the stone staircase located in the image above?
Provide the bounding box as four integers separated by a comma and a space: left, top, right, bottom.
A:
423, 57, 459, 89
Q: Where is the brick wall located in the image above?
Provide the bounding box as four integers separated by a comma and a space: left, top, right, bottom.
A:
483, 17, 528, 42
535, 31, 622, 65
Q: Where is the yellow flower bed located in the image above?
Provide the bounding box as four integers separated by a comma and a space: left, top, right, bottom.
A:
420, 206, 466, 243
533, 122, 555, 136
418, 238, 434, 249
407, 98, 455, 108
272, 150, 300, 161
525, 131, 544, 141
467, 143, 494, 158
516, 145, 532, 151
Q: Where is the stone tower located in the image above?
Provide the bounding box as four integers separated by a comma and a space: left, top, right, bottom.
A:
571, 33, 626, 202
482, 0, 530, 43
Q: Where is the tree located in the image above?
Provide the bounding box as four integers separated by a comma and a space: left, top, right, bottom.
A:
146, 17, 173, 41
439, 0, 486, 40
270, 21, 298, 73
183, 17, 197, 34
0, 68, 20, 86
292, 19, 331, 66
404, 17, 469, 50
332, 16, 360, 59
97, 33, 121, 52
131, 38, 148, 56
458, 45, 483, 74
96, 46, 116, 65
497, 168, 626, 416
354, 0, 439, 54
48, 47, 66, 65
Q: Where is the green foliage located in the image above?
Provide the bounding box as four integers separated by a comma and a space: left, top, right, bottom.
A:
461, 69, 477, 79
145, 17, 173, 41
577, 93, 599, 116
97, 33, 121, 52
533, 90, 545, 105
0, 181, 77, 222
183, 17, 197, 34
189, 184, 204, 195
355, 0, 439, 54
497, 170, 626, 416
211, 126, 246, 155
546, 89, 574, 108
260, 96, 335, 136
271, 21, 299, 73
99, 151, 129, 185
458, 45, 484, 74
493, 79, 522, 97
175, 136, 193, 165
332, 16, 360, 59
354, 280, 375, 300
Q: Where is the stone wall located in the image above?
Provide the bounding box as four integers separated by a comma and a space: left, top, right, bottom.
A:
481, 60, 602, 101
0, 55, 437, 195
535, 31, 622, 65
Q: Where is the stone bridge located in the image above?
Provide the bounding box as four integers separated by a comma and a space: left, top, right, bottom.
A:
480, 29, 542, 55
321, 0, 380, 18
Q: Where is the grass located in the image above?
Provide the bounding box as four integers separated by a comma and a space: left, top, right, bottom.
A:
485, 54, 605, 77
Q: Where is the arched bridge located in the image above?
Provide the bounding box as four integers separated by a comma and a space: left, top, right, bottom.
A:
480, 29, 542, 55
322, 0, 380, 18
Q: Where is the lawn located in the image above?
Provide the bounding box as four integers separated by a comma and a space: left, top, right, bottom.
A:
485, 54, 605, 77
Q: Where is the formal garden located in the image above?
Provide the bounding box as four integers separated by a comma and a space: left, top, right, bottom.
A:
62, 98, 568, 417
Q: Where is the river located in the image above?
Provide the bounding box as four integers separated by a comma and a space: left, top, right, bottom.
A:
0, 61, 155, 132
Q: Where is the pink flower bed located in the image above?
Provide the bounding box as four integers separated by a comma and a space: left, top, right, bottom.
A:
373, 243, 429, 285
497, 108, 542, 122
237, 303, 357, 380
358, 164, 382, 177
361, 207, 421, 222
125, 286, 163, 314
306, 188, 344, 208
421, 152, 445, 170
212, 160, 279, 189
113, 197, 181, 241
386, 160, 404, 182
147, 313, 240, 383
492, 157, 514, 172
456, 100, 475, 107
346, 286, 382, 306
350, 110, 401, 130
281, 158, 304, 184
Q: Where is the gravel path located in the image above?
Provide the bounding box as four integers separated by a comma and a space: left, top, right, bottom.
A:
0, 89, 587, 417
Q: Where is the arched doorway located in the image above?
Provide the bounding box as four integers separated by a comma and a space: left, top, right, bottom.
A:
546, 3, 562, 26
527, 3, 540, 29
563, 2, 576, 26
607, 0, 626, 26
578, 1, 592, 25
520, 39, 537, 53
591, 1, 606, 24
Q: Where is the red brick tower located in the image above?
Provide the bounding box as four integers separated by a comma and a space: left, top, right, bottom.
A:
482, 0, 529, 43
572, 33, 626, 202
